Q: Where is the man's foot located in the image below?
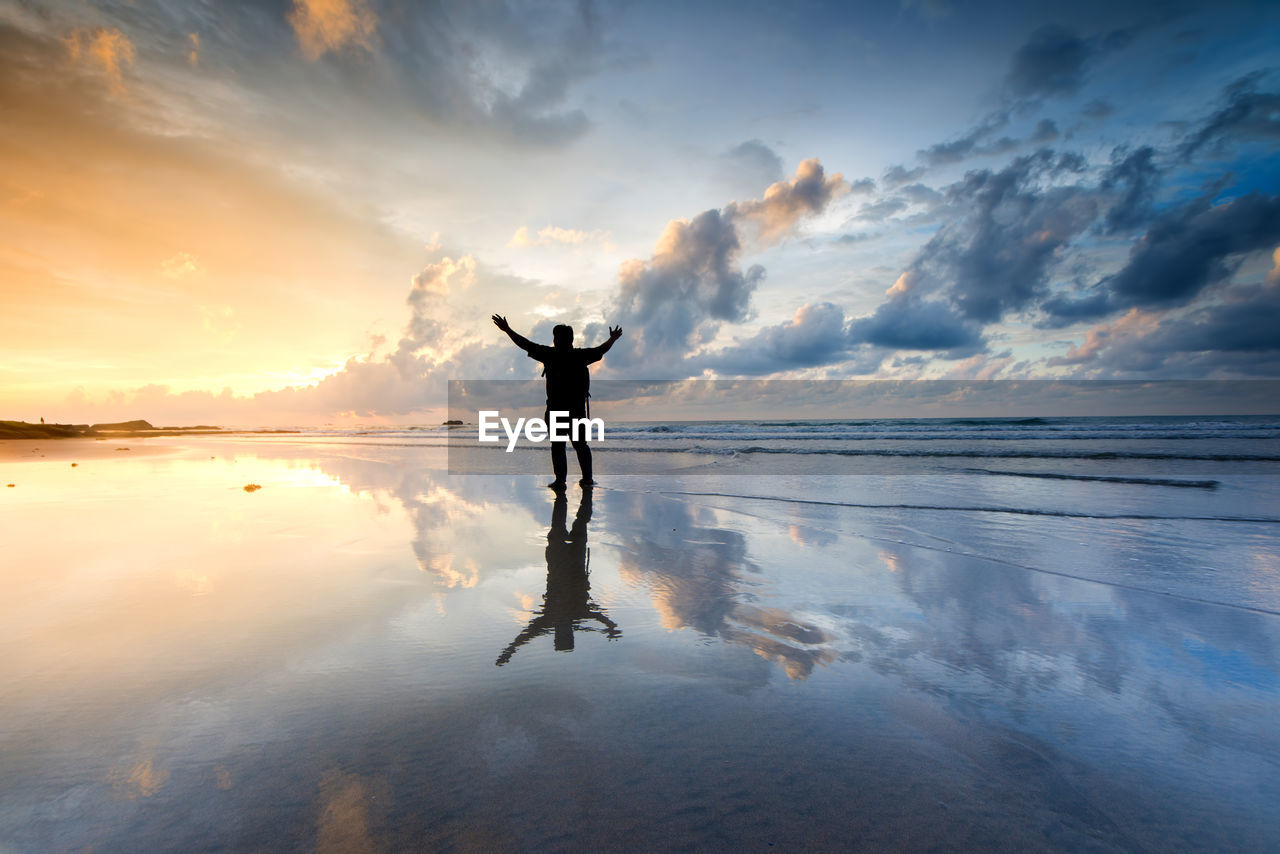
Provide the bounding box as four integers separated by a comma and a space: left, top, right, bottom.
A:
579, 478, 596, 488
548, 480, 567, 490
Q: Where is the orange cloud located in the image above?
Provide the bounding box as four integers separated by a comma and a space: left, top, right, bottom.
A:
64, 26, 136, 94
730, 158, 848, 244
288, 0, 378, 60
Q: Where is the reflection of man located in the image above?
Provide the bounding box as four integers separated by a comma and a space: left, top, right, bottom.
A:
492, 314, 622, 489
496, 489, 620, 666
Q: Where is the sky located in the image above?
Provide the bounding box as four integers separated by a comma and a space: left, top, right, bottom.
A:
2, 0, 1278, 425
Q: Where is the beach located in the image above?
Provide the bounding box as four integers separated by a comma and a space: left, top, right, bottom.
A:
3, 429, 1279, 851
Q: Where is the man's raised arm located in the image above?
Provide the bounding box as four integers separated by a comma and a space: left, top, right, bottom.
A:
492, 314, 537, 353
584, 325, 623, 361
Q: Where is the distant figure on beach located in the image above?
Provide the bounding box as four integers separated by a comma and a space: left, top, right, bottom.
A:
492, 314, 622, 489
496, 489, 619, 666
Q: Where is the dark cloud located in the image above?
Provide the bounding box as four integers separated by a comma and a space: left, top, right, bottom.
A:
1029, 118, 1060, 144
848, 177, 876, 195
1037, 292, 1112, 328
1003, 22, 1139, 101
1101, 145, 1161, 234
1081, 99, 1114, 122
700, 303, 848, 375
848, 297, 983, 353
882, 164, 926, 186
890, 354, 929, 368
913, 151, 1099, 323
1154, 284, 1280, 354
1004, 25, 1095, 99
1180, 73, 1280, 159
1047, 275, 1280, 377
1044, 190, 1280, 324
1107, 191, 1280, 306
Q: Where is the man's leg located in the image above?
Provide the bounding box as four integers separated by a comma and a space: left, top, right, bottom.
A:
549, 440, 568, 487
572, 437, 593, 485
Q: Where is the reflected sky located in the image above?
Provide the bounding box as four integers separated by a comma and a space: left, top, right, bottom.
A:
2, 438, 1278, 851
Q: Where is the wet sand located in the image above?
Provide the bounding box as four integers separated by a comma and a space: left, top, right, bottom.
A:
0, 438, 180, 463
2, 437, 1278, 852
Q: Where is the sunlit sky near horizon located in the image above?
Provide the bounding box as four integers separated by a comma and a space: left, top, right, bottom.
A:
2, 0, 1278, 425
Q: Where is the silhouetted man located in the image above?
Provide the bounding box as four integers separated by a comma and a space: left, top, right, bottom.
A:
492, 314, 622, 489
495, 489, 619, 666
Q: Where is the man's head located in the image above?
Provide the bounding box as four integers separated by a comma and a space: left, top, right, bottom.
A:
552, 324, 573, 349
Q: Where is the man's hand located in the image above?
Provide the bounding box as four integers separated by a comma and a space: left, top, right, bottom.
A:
608, 325, 623, 341
492, 314, 510, 333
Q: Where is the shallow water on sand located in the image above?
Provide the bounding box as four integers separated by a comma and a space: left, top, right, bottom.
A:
2, 438, 1279, 852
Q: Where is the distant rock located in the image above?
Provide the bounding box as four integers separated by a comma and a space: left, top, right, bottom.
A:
243, 484, 262, 493
90, 420, 154, 432
442, 419, 465, 426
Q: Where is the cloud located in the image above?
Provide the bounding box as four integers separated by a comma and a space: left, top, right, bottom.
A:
1004, 25, 1096, 99
1043, 190, 1280, 323
720, 139, 784, 190
390, 255, 476, 372
1180, 73, 1280, 159
700, 303, 848, 375
507, 225, 608, 248
1081, 99, 1113, 122
847, 297, 983, 353
917, 110, 1016, 167
611, 209, 764, 369
1046, 309, 1151, 367
288, 0, 378, 60
853, 197, 908, 222
64, 26, 136, 93
610, 160, 845, 370
431, 2, 617, 147
1046, 252, 1280, 376
729, 158, 847, 242
1108, 204, 1280, 307
1048, 288, 1280, 377
895, 24, 1135, 178
1100, 145, 1161, 234
882, 164, 925, 186
909, 151, 1099, 323
1144, 288, 1280, 355
849, 179, 942, 224
837, 231, 876, 245
1029, 118, 1060, 144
